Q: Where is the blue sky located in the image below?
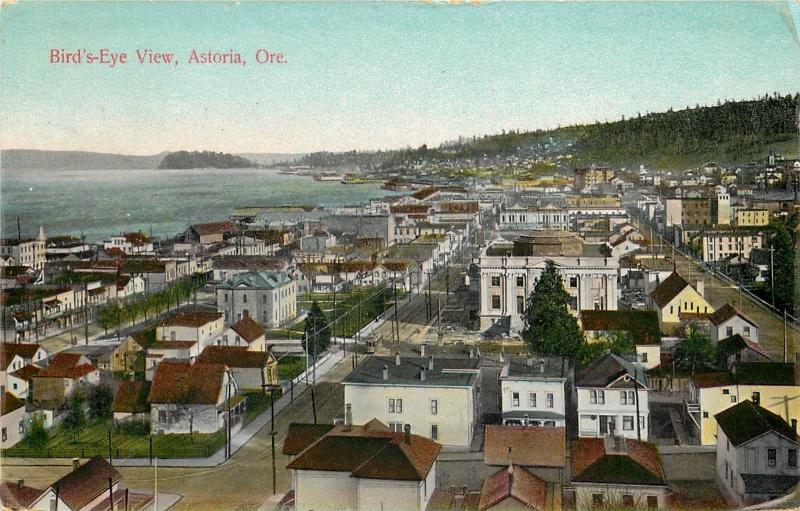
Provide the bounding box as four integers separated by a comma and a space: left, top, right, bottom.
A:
1, 1, 799, 154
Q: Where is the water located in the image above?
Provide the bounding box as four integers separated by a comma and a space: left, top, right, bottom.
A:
0, 168, 395, 242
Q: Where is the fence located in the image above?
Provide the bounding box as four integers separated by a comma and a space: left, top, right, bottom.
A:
2, 441, 219, 459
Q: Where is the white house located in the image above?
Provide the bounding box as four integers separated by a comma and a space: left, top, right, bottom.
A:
498, 356, 570, 427
213, 315, 269, 352
575, 353, 649, 441
284, 417, 441, 511
28, 456, 123, 511
1, 391, 26, 448
102, 232, 154, 255
215, 270, 297, 327
714, 400, 800, 507
343, 355, 481, 448
708, 303, 759, 344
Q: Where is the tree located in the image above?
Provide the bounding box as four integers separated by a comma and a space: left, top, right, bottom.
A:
764, 219, 796, 313
24, 412, 49, 448
521, 262, 585, 360
87, 384, 114, 421
675, 326, 716, 374
303, 301, 331, 360
61, 392, 86, 442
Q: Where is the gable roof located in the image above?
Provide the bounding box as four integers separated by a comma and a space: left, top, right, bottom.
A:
160, 311, 223, 328
197, 346, 273, 369
35, 353, 95, 379
715, 400, 799, 447
478, 466, 546, 511
147, 361, 225, 405
230, 316, 266, 342
650, 272, 691, 308
735, 362, 796, 385
579, 310, 661, 345
0, 342, 45, 365
190, 221, 237, 236
0, 480, 43, 509
717, 334, 769, 360
571, 437, 666, 486
9, 363, 42, 381
282, 423, 336, 455
484, 425, 565, 468
575, 353, 646, 389
287, 421, 441, 481
709, 303, 756, 327
112, 381, 151, 414
218, 270, 293, 290
47, 456, 121, 511
1, 391, 24, 415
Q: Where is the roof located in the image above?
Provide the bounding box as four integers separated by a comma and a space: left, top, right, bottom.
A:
9, 364, 42, 381
112, 381, 151, 414
149, 341, 198, 350
740, 474, 800, 495
715, 400, 798, 447
196, 346, 273, 369
478, 466, 546, 511
0, 480, 43, 509
501, 356, 569, 379
218, 270, 293, 290
709, 303, 756, 327
690, 371, 736, 388
580, 310, 661, 345
287, 421, 441, 481
35, 353, 96, 379
484, 425, 565, 468
147, 361, 225, 405
343, 356, 479, 387
48, 456, 121, 511
717, 334, 769, 360
282, 423, 336, 455
575, 353, 646, 389
160, 311, 223, 328
571, 437, 666, 486
650, 272, 691, 308
0, 342, 44, 366
230, 316, 266, 343
736, 362, 796, 386
191, 221, 237, 236
1, 391, 24, 415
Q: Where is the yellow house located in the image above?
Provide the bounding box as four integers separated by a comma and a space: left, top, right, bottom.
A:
734, 209, 769, 227
648, 272, 714, 332
688, 362, 800, 446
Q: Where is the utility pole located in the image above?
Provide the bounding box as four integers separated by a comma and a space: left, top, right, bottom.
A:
784, 309, 788, 363
770, 245, 776, 309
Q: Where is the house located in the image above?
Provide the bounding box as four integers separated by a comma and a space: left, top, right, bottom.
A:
0, 342, 48, 395
575, 353, 649, 441
477, 465, 549, 511
714, 400, 800, 507
215, 270, 297, 327
112, 380, 151, 422
343, 355, 481, 447
112, 330, 151, 374
696, 230, 764, 263
570, 436, 668, 510
1, 391, 26, 448
0, 480, 44, 510
214, 315, 268, 352
7, 363, 41, 399
647, 272, 714, 332
147, 360, 241, 435
717, 334, 770, 368
28, 456, 124, 511
484, 425, 566, 483
284, 417, 441, 511
196, 345, 277, 390
687, 361, 800, 446
498, 356, 570, 427
156, 311, 224, 346
0, 228, 46, 270
32, 353, 99, 405
707, 303, 759, 343
102, 232, 154, 255
580, 310, 662, 369
187, 221, 238, 245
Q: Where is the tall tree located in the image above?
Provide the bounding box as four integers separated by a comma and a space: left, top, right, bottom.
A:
765, 219, 796, 313
521, 262, 585, 359
61, 392, 86, 442
303, 301, 331, 360
87, 384, 114, 421
675, 326, 716, 374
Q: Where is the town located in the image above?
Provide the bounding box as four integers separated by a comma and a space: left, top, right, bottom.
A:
1, 149, 799, 511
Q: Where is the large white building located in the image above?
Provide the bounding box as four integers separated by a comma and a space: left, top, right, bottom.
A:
0, 227, 46, 270
499, 356, 571, 427
478, 231, 620, 331
342, 355, 481, 448
575, 353, 649, 441
215, 270, 297, 327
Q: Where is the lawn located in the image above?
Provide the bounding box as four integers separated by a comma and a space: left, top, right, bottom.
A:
243, 390, 282, 423
277, 356, 307, 381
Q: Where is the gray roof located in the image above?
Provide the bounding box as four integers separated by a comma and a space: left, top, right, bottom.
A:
217, 270, 293, 290
502, 356, 569, 380
575, 353, 647, 388
741, 474, 800, 495
502, 410, 565, 421
344, 356, 479, 387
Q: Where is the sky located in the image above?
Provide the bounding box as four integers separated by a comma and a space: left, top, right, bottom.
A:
1, 1, 799, 155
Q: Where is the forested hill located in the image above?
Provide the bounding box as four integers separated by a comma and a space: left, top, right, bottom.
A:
290, 93, 799, 170
159, 151, 256, 169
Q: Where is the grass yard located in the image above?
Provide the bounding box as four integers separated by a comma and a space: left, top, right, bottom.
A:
243, 390, 283, 423
277, 356, 307, 381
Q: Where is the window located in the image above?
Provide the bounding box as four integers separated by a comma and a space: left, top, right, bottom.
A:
1, 427, 6, 442
646, 496, 658, 509
639, 416, 646, 430
430, 399, 438, 415
621, 391, 628, 405
726, 326, 733, 337
243, 294, 247, 303
516, 296, 525, 314
598, 391, 605, 404
590, 390, 597, 404
641, 352, 648, 363
569, 276, 578, 288
622, 495, 634, 507
743, 326, 751, 336
752, 391, 761, 405
731, 396, 737, 403
224, 294, 228, 303
516, 276, 525, 287
158, 410, 167, 423
592, 494, 604, 508
492, 295, 501, 310
18, 421, 25, 434
396, 399, 403, 413
528, 393, 537, 408
512, 392, 520, 407
170, 331, 176, 341
389, 422, 404, 432
703, 411, 709, 418
546, 393, 554, 408
263, 294, 267, 303
768, 449, 777, 467
389, 398, 395, 413
789, 449, 797, 468
491, 276, 501, 287
623, 416, 634, 430
431, 424, 438, 440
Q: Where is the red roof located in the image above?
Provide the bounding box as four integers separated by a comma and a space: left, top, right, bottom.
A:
191, 221, 237, 236
147, 361, 225, 405
112, 381, 151, 414
160, 311, 223, 328
0, 342, 44, 367
571, 438, 665, 486
478, 466, 546, 511
35, 353, 96, 379
390, 204, 432, 215
230, 316, 266, 343
0, 480, 43, 509
197, 346, 273, 368
9, 363, 42, 381
484, 425, 565, 468
709, 303, 756, 327
690, 372, 735, 388
49, 456, 121, 511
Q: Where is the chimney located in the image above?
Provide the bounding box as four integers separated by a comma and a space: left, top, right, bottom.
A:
72, 458, 80, 471
539, 360, 546, 374
395, 352, 401, 366
382, 365, 389, 380
420, 368, 426, 381
16, 480, 23, 492
695, 280, 705, 298
403, 424, 411, 444
792, 419, 798, 435
428, 356, 434, 371
344, 404, 352, 431
420, 344, 426, 357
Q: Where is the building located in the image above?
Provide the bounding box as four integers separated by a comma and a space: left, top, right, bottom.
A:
647, 272, 714, 332
102, 232, 154, 255
580, 310, 662, 369
0, 227, 46, 270
681, 198, 713, 226
713, 187, 731, 225
698, 230, 764, 263
1, 391, 26, 448
708, 303, 759, 344
688, 362, 800, 446
479, 231, 619, 331
575, 353, 649, 441
196, 345, 277, 390
156, 311, 224, 346
111, 380, 151, 423
717, 334, 770, 368
714, 400, 799, 507
343, 355, 481, 447
284, 418, 441, 511
0, 479, 44, 510
498, 356, 570, 427
215, 315, 269, 352
31, 353, 99, 406
573, 168, 615, 190
1, 342, 47, 396
28, 456, 124, 511
477, 465, 549, 511
570, 436, 668, 510
216, 270, 297, 327
734, 209, 770, 227
187, 221, 238, 245
483, 425, 566, 483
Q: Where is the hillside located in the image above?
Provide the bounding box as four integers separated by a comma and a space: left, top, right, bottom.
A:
158, 151, 256, 169
1, 149, 166, 170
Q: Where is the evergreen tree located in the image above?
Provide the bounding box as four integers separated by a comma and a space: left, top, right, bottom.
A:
303, 301, 331, 360
61, 392, 86, 442
766, 219, 796, 313
675, 326, 716, 374
521, 262, 585, 359
24, 413, 49, 448
87, 384, 114, 421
